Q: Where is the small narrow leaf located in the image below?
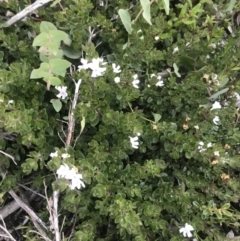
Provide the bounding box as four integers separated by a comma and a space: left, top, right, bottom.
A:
118, 9, 132, 34
50, 99, 62, 112
80, 116, 86, 136
173, 63, 181, 77
209, 88, 229, 100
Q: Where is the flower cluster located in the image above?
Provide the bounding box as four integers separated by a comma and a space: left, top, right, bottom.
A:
151, 74, 164, 87
57, 164, 85, 190
78, 57, 107, 77
198, 141, 212, 152
112, 63, 121, 83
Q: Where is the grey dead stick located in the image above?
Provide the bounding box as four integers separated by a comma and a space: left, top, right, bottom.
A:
5, 0, 52, 26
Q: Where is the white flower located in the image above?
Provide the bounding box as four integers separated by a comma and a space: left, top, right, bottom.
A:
78, 58, 89, 71
70, 173, 86, 190
150, 74, 156, 78
112, 63, 121, 73
213, 116, 220, 125
8, 100, 14, 104
214, 151, 220, 156
88, 58, 107, 77
154, 36, 159, 40
55, 86, 68, 99
50, 151, 58, 158
194, 125, 199, 130
207, 142, 212, 148
129, 135, 140, 149
57, 164, 85, 190
132, 74, 140, 88
198, 142, 206, 152
62, 153, 70, 159
156, 80, 164, 87
173, 46, 179, 54
56, 164, 71, 179
211, 101, 221, 110
114, 77, 120, 83
179, 223, 194, 238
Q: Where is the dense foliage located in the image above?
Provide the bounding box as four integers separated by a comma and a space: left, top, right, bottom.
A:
1, 0, 240, 240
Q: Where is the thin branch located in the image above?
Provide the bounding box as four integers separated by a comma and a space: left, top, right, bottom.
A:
5, 0, 52, 26
0, 150, 16, 165
9, 190, 51, 241
0, 216, 16, 241
52, 190, 60, 241
65, 79, 82, 146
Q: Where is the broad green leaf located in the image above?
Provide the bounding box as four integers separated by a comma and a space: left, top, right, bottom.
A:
226, 0, 236, 12
49, 59, 71, 77
209, 88, 229, 100
118, 9, 132, 34
163, 0, 170, 15
173, 63, 181, 77
62, 46, 81, 59
140, 0, 152, 25
47, 42, 60, 56
30, 69, 52, 79
32, 33, 49, 46
152, 112, 161, 123
40, 21, 57, 33
50, 99, 62, 112
49, 76, 61, 86
49, 30, 70, 44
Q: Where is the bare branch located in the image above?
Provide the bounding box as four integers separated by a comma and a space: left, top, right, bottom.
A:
65, 79, 82, 146
5, 0, 52, 26
0, 150, 16, 165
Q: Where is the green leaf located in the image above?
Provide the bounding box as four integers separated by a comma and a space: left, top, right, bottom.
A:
173, 63, 181, 77
162, 0, 170, 15
0, 51, 4, 62
47, 42, 60, 56
62, 45, 81, 59
140, 0, 152, 25
216, 210, 222, 220
50, 99, 62, 112
222, 210, 233, 217
118, 9, 132, 34
30, 69, 52, 79
40, 21, 57, 33
152, 112, 161, 123
226, 0, 236, 12
49, 76, 61, 86
221, 203, 230, 210
49, 30, 70, 44
80, 116, 86, 136
209, 88, 229, 100
49, 59, 71, 77
32, 33, 49, 46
